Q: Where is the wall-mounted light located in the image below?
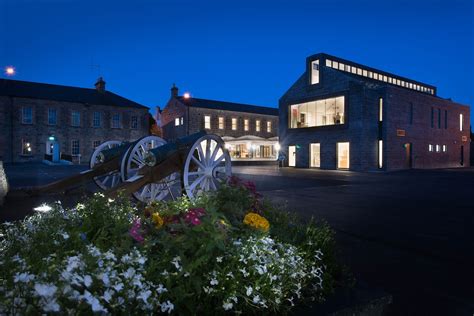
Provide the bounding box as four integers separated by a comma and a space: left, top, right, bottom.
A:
274, 143, 281, 151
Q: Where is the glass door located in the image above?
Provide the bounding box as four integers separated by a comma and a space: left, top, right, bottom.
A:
337, 142, 350, 169
288, 146, 296, 167
310, 143, 321, 167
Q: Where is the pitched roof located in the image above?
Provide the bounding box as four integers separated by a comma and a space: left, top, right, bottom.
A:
0, 79, 148, 109
176, 96, 278, 116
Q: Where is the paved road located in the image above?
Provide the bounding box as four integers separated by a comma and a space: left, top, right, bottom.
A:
233, 166, 474, 315
2, 163, 474, 315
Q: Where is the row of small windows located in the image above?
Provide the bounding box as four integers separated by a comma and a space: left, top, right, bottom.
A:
203, 115, 272, 133
21, 107, 139, 129
428, 144, 447, 153
323, 59, 435, 95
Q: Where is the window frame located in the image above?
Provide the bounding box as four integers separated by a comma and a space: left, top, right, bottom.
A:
218, 116, 225, 130
71, 139, 80, 156
93, 111, 102, 128
48, 108, 57, 125
21, 139, 33, 156
22, 107, 33, 124
231, 118, 238, 131
71, 110, 81, 127
288, 94, 347, 129
111, 113, 121, 129
255, 119, 261, 132
131, 116, 139, 129
204, 115, 211, 130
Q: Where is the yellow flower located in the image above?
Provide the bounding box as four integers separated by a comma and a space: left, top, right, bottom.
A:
152, 212, 164, 229
243, 212, 270, 232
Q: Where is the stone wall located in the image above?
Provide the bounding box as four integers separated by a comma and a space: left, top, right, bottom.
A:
0, 161, 8, 206
0, 97, 149, 164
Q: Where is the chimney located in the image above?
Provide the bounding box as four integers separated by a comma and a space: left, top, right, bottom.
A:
171, 83, 178, 98
155, 106, 161, 124
95, 77, 106, 92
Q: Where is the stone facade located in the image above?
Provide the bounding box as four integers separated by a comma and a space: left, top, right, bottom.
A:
0, 79, 150, 164
279, 53, 470, 171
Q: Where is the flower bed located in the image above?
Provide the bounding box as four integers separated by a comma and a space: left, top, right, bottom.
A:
0, 177, 341, 314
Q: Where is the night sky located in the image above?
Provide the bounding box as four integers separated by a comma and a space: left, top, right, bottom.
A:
1, 0, 473, 124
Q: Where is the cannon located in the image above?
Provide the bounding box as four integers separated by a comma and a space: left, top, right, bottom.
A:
25, 131, 232, 203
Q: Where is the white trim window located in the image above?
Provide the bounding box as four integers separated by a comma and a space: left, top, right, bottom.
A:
267, 121, 272, 133
232, 118, 237, 130
131, 116, 138, 129
71, 111, 81, 127
218, 117, 224, 129
204, 115, 211, 129
244, 119, 249, 131
71, 139, 80, 156
48, 108, 57, 125
112, 114, 121, 128
93, 112, 101, 127
255, 120, 261, 132
22, 107, 33, 124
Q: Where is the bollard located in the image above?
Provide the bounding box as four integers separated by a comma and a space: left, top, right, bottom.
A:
0, 161, 9, 206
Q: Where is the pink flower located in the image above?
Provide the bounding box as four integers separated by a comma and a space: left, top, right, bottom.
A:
129, 218, 144, 243
184, 208, 206, 226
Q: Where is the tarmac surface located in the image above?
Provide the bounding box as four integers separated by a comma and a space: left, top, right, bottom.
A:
1, 162, 474, 315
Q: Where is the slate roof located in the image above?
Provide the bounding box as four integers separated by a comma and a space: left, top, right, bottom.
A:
177, 96, 278, 116
0, 79, 148, 109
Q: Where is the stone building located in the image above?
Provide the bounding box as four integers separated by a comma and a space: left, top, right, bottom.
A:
161, 85, 279, 161
279, 53, 470, 171
0, 78, 150, 164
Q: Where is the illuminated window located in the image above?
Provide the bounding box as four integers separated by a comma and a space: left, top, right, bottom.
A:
428, 144, 433, 152
373, 73, 378, 80
357, 68, 362, 75
363, 70, 367, 77
244, 119, 249, 131
351, 66, 357, 74
71, 139, 80, 156
333, 61, 339, 69
311, 60, 319, 85
267, 121, 272, 133
131, 116, 138, 129
368, 71, 373, 78
442, 145, 447, 152
339, 62, 345, 71
93, 112, 101, 127
48, 108, 57, 125
22, 107, 33, 124
337, 142, 350, 169
111, 114, 121, 128
436, 144, 440, 153
326, 59, 332, 67
218, 117, 224, 129
379, 98, 383, 122
378, 140, 383, 169
460, 114, 463, 131
22, 139, 33, 155
204, 115, 211, 129
290, 96, 345, 128
383, 75, 388, 82
180, 117, 183, 125
232, 118, 237, 130
388, 77, 392, 84
71, 111, 81, 127
310, 143, 321, 167
256, 120, 261, 132
175, 118, 180, 126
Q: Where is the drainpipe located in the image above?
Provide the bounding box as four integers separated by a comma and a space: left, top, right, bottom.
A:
9, 96, 14, 163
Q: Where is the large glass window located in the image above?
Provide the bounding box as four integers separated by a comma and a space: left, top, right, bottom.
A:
93, 112, 101, 127
311, 60, 319, 85
288, 146, 296, 167
310, 143, 320, 167
204, 115, 211, 129
379, 98, 383, 122
337, 142, 350, 169
378, 140, 383, 169
289, 96, 345, 128
48, 108, 57, 125
218, 117, 224, 129
459, 114, 463, 131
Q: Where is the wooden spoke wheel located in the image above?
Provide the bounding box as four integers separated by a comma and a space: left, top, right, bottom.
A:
182, 134, 232, 200
121, 136, 179, 203
90, 140, 123, 190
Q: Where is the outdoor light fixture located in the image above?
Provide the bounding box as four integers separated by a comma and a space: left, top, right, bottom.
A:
183, 92, 191, 99
48, 136, 55, 141
5, 66, 15, 76
275, 143, 281, 151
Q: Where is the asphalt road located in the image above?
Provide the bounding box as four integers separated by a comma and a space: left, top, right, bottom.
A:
1, 162, 474, 315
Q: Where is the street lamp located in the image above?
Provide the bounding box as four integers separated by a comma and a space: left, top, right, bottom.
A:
4, 66, 15, 76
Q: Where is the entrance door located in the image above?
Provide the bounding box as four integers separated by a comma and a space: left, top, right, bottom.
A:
288, 145, 296, 167
337, 142, 350, 169
405, 143, 412, 169
46, 141, 60, 162
310, 143, 321, 167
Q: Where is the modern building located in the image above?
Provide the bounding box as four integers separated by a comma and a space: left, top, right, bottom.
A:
161, 85, 279, 161
279, 53, 470, 171
0, 78, 150, 164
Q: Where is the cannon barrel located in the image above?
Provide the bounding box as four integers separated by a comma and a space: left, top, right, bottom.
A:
144, 130, 207, 166
97, 142, 130, 163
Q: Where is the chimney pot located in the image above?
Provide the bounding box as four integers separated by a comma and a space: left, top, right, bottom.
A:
171, 83, 178, 98
95, 77, 106, 92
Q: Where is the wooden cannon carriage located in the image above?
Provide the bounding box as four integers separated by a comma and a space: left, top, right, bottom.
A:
28, 131, 232, 203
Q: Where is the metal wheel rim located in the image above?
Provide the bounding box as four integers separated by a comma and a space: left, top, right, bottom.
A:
182, 134, 232, 200
90, 140, 123, 190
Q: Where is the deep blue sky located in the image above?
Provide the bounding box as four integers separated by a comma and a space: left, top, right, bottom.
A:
1, 0, 473, 124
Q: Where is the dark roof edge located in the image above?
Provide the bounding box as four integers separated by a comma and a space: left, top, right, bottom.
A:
177, 96, 278, 116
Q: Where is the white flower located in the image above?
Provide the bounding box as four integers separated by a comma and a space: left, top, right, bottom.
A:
171, 256, 182, 271
137, 290, 152, 303
99, 273, 110, 287
13, 272, 34, 283
83, 275, 92, 287
216, 256, 223, 262
255, 265, 267, 275
60, 232, 69, 240
157, 284, 167, 294
34, 204, 52, 212
239, 268, 249, 277
123, 267, 136, 279
245, 286, 253, 296
252, 295, 261, 304
222, 301, 233, 310
66, 256, 82, 272
103, 289, 113, 303
210, 278, 218, 286
83, 290, 106, 312
113, 283, 124, 292
183, 272, 190, 277
34, 283, 57, 298
160, 300, 174, 314
42, 299, 60, 312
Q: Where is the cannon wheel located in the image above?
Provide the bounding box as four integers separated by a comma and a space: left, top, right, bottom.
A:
121, 136, 179, 203
182, 134, 232, 200
90, 140, 124, 190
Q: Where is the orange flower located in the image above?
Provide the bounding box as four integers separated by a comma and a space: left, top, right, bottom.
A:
243, 212, 270, 232
152, 212, 164, 229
